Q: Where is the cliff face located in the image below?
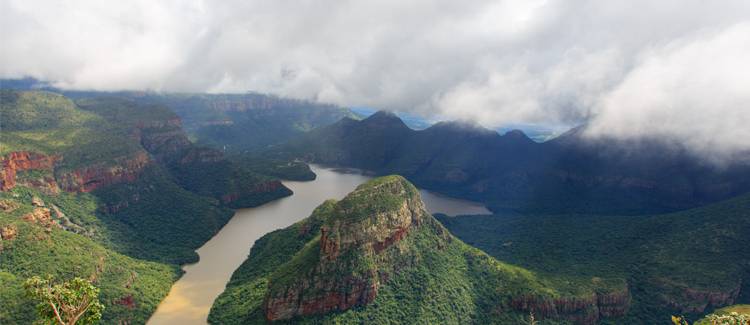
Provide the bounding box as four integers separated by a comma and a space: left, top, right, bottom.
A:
56, 151, 151, 193
134, 118, 193, 161
1, 150, 150, 194
0, 151, 59, 191
263, 176, 432, 321
656, 279, 743, 314
510, 288, 631, 324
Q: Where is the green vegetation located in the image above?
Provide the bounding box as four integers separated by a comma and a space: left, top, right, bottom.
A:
209, 176, 625, 324
436, 193, 750, 324
92, 165, 234, 264
0, 90, 141, 171
24, 276, 105, 325
0, 188, 178, 324
227, 155, 316, 181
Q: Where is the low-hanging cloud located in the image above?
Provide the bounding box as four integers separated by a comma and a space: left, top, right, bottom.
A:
586, 22, 750, 163
1, 0, 749, 160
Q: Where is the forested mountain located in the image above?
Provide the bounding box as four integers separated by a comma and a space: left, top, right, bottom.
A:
274, 111, 750, 214
209, 176, 630, 324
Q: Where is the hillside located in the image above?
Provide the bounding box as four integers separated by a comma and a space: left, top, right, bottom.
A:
437, 192, 750, 323
273, 111, 750, 215
209, 176, 630, 324
0, 90, 296, 323
0, 189, 178, 324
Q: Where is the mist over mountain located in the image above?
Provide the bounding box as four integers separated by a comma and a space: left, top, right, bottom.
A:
275, 111, 750, 214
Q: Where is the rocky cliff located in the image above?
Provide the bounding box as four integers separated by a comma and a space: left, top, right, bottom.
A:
0, 151, 59, 191
56, 151, 151, 193
511, 288, 631, 324
656, 279, 743, 314
263, 176, 433, 321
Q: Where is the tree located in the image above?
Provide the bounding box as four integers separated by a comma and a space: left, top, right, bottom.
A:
24, 276, 104, 325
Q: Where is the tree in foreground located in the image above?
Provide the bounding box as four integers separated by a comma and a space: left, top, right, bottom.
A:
24, 276, 104, 325
673, 313, 750, 325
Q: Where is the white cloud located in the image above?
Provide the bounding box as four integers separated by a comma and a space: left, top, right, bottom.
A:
586, 22, 750, 162
1, 0, 749, 159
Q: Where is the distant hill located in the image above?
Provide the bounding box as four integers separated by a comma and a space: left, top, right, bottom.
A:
273, 111, 750, 215
209, 176, 629, 324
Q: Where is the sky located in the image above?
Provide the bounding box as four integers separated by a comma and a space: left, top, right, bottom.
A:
1, 0, 749, 161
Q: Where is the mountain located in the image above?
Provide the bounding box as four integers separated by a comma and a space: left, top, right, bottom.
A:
209, 176, 630, 324
0, 90, 296, 323
273, 111, 750, 215
438, 192, 750, 323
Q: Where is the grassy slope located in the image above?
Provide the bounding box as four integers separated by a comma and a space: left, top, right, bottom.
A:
437, 193, 750, 323
0, 188, 178, 324
209, 178, 624, 325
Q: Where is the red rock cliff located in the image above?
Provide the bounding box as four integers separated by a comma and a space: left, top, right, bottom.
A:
1, 151, 59, 191
57, 151, 151, 193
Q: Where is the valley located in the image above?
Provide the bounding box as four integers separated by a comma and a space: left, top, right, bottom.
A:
1, 87, 748, 324
148, 165, 492, 324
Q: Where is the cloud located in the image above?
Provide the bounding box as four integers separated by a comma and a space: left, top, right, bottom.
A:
1, 0, 749, 159
586, 22, 750, 162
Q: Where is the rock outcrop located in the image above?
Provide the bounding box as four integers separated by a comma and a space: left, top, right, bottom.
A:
0, 151, 59, 191
0, 199, 19, 212
22, 207, 59, 229
0, 224, 19, 251
263, 176, 431, 321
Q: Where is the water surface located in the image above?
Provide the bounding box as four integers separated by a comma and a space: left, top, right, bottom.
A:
148, 165, 489, 325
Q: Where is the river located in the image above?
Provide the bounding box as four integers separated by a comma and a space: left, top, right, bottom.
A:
147, 165, 490, 325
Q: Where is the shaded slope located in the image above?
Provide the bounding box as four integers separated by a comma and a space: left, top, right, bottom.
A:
438, 192, 750, 323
